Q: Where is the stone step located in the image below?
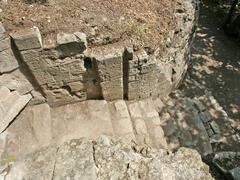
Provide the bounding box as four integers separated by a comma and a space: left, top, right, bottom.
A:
86, 100, 114, 138
31, 103, 52, 146
128, 101, 152, 146
109, 100, 136, 140
51, 100, 114, 145
0, 105, 42, 160
138, 99, 168, 149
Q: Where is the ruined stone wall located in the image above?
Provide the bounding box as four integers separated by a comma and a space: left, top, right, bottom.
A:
0, 0, 199, 106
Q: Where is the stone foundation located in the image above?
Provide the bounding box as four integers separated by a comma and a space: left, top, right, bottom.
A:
0, 0, 199, 106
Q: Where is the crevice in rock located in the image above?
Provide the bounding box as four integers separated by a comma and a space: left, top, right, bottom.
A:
123, 49, 132, 100
92, 141, 98, 168
0, 67, 18, 76
91, 58, 104, 100
84, 57, 103, 100
51, 147, 60, 180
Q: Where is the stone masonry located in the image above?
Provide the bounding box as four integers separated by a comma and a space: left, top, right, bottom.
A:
0, 0, 198, 106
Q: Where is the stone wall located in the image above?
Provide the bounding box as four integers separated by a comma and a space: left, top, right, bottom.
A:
0, 0, 199, 106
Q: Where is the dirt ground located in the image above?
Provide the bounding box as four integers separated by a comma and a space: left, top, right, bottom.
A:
179, 2, 240, 179
186, 2, 240, 138
0, 0, 176, 50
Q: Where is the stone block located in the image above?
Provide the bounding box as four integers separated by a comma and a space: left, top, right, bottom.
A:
93, 46, 124, 100
100, 80, 123, 100
67, 81, 84, 92
57, 33, 78, 45
30, 90, 46, 105
74, 32, 87, 48
20, 49, 41, 63
0, 49, 19, 73
33, 70, 56, 85
11, 27, 42, 51
56, 32, 87, 57
46, 59, 85, 84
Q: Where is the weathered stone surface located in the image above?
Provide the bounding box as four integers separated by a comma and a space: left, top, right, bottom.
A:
0, 37, 11, 52
67, 81, 84, 92
128, 101, 152, 146
138, 99, 168, 149
5, 137, 213, 180
29, 90, 46, 105
91, 45, 124, 100
0, 22, 6, 40
0, 87, 32, 133
0, 103, 51, 161
11, 27, 42, 51
56, 32, 87, 57
0, 48, 19, 74
74, 32, 87, 47
54, 139, 97, 180
5, 145, 58, 180
0, 0, 197, 105
109, 100, 135, 139
0, 69, 34, 95
51, 100, 114, 145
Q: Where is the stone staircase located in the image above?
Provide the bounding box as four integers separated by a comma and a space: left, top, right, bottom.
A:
0, 98, 168, 160
1, 82, 233, 161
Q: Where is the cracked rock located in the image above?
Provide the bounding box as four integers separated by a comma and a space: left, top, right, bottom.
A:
5, 136, 213, 180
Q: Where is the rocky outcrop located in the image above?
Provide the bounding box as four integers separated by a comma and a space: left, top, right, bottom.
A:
4, 136, 213, 180
0, 0, 199, 106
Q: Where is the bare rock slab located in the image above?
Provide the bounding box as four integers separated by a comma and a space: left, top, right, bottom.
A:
0, 69, 34, 95
54, 139, 97, 180
0, 36, 19, 73
5, 137, 213, 180
5, 145, 58, 180
0, 86, 32, 133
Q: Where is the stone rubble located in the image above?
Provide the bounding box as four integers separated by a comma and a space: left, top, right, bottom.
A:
4, 136, 213, 180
